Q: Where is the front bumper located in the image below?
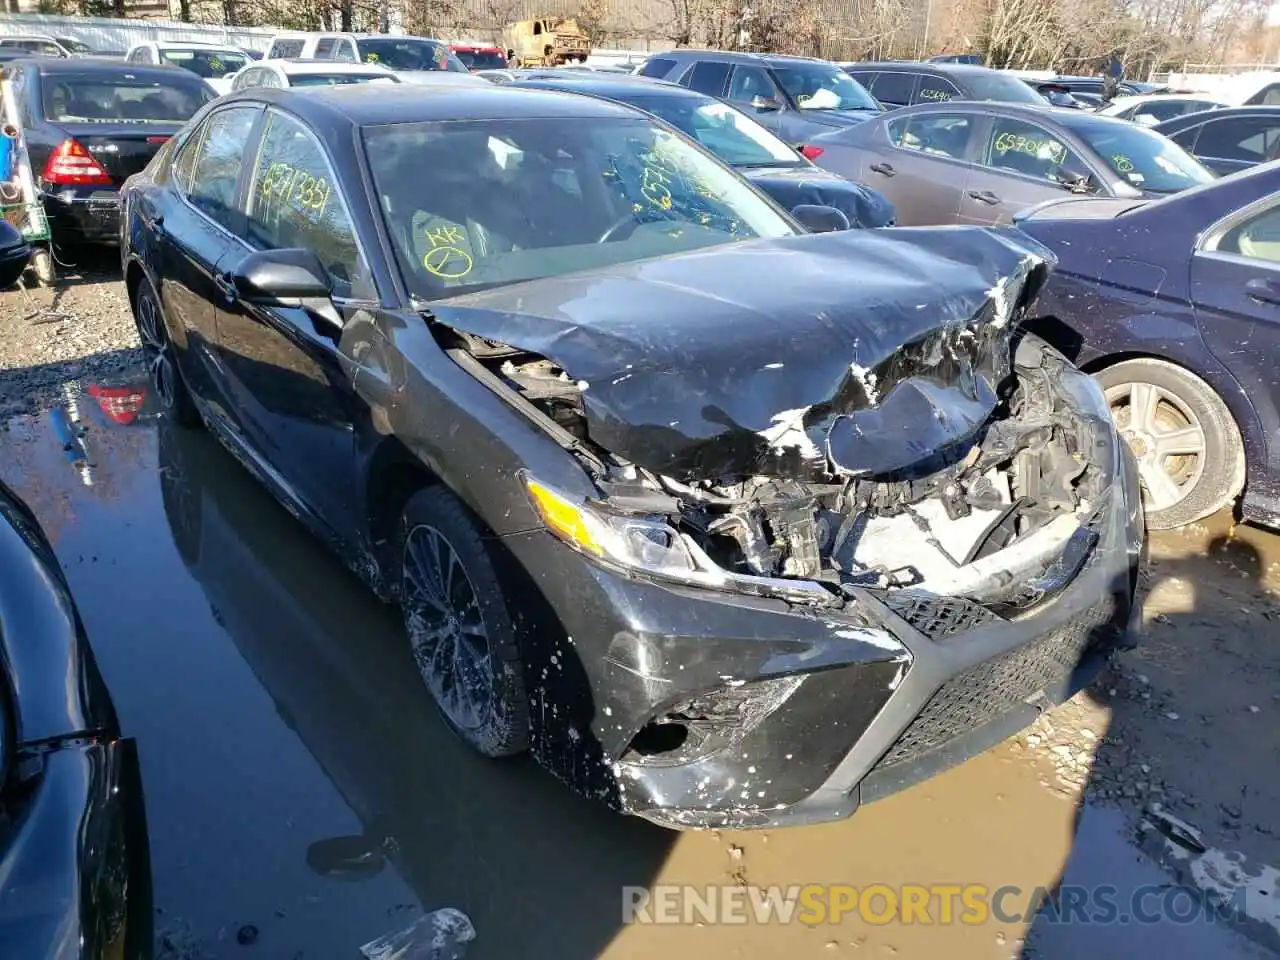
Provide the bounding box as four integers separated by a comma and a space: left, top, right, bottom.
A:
43, 188, 120, 244
503, 377, 1143, 830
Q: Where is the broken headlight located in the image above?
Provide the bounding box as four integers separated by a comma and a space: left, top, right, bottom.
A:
524, 476, 697, 575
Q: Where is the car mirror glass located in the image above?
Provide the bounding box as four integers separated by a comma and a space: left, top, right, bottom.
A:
750, 94, 781, 112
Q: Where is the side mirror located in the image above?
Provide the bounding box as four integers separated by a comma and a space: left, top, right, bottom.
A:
750, 94, 781, 112
791, 203, 851, 233
0, 220, 31, 289
231, 248, 331, 304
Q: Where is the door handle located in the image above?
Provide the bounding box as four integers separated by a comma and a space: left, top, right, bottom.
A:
1245, 277, 1280, 306
966, 189, 1000, 205
869, 162, 895, 177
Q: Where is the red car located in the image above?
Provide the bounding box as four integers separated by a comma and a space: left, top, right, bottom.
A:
449, 43, 507, 71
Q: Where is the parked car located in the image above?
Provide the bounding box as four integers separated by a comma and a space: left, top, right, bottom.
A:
1154, 106, 1280, 174
1034, 75, 1157, 100
0, 476, 152, 958
0, 34, 91, 57
120, 82, 1140, 828
928, 53, 983, 65
840, 61, 1050, 109
6, 56, 214, 245
1017, 161, 1280, 530
449, 42, 507, 71
263, 32, 471, 79
124, 40, 252, 94
504, 71, 895, 227
1242, 80, 1280, 105
0, 218, 30, 284
636, 49, 882, 144
1098, 93, 1228, 126
1034, 82, 1094, 110
808, 101, 1212, 225
230, 58, 401, 91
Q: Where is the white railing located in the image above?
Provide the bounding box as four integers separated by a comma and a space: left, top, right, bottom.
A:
0, 12, 276, 53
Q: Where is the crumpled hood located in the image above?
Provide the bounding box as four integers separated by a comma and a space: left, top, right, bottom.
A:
744, 165, 895, 228
430, 228, 1053, 482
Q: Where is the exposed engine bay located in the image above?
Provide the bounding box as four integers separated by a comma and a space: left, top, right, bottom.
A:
447, 329, 1107, 611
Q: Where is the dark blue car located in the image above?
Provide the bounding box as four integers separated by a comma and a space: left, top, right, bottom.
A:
1017, 162, 1280, 530
502, 72, 895, 229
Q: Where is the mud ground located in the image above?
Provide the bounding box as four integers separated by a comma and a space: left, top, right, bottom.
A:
1, 256, 1276, 959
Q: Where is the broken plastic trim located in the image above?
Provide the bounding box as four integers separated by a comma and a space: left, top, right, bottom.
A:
520, 471, 839, 606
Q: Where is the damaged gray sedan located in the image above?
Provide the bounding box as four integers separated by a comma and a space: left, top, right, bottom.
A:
121, 84, 1144, 828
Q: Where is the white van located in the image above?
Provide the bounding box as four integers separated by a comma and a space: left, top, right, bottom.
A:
263, 33, 472, 78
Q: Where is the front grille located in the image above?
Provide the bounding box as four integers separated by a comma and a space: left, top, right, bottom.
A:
883, 592, 1000, 640
876, 593, 1121, 770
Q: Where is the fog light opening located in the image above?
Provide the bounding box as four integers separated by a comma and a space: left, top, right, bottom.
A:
627, 721, 689, 756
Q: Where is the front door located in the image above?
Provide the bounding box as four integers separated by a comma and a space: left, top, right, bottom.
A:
1191, 199, 1280, 475
211, 108, 373, 539
725, 64, 786, 137
959, 114, 1077, 226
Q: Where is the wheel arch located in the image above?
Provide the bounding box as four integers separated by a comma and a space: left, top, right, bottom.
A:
362, 436, 440, 598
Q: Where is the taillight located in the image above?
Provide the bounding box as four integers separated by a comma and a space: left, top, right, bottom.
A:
798, 144, 824, 161
43, 138, 112, 186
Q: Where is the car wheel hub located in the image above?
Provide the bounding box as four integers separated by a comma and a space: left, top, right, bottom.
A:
401, 524, 493, 732
136, 292, 175, 411
1106, 381, 1206, 511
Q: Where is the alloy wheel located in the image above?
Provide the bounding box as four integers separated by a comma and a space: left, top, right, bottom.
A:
1106, 380, 1207, 511
401, 523, 494, 731
136, 290, 177, 412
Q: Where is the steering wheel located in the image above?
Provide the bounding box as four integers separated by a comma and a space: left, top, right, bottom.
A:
598, 209, 664, 243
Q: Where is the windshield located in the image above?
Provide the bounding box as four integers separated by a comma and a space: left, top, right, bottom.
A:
291, 72, 398, 87
160, 48, 248, 78
58, 37, 93, 53
772, 63, 879, 112
965, 71, 1049, 104
627, 94, 801, 167
43, 76, 213, 122
364, 117, 798, 300
356, 38, 468, 73
456, 49, 506, 70
1074, 121, 1214, 193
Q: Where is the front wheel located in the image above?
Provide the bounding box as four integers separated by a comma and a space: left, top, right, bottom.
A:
398, 486, 529, 757
1096, 358, 1244, 529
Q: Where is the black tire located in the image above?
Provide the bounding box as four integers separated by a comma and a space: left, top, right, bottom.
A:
132, 275, 199, 428
1095, 358, 1244, 530
398, 486, 529, 757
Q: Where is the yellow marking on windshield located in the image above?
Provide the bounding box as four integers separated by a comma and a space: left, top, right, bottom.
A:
421, 223, 473, 278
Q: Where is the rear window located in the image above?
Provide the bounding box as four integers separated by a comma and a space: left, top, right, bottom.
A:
42, 75, 213, 122
637, 56, 676, 78
268, 39, 305, 58
455, 49, 506, 70
291, 72, 397, 87
355, 38, 468, 72
159, 48, 248, 78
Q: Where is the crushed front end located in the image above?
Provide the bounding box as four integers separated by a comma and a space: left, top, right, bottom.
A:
430, 227, 1144, 828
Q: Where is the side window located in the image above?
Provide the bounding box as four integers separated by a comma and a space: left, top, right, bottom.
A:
684, 60, 731, 97
1220, 205, 1280, 264
245, 111, 371, 299
726, 65, 778, 105
1169, 123, 1202, 152
846, 70, 877, 93
315, 38, 336, 59
263, 73, 283, 89
269, 39, 304, 58
1195, 117, 1280, 163
637, 56, 676, 79
335, 40, 357, 63
888, 113, 974, 161
127, 48, 144, 63
868, 71, 917, 106
185, 106, 260, 230
982, 117, 1085, 184
913, 75, 961, 104
533, 21, 542, 35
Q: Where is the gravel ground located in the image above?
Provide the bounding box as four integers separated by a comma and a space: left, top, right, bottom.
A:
0, 248, 141, 420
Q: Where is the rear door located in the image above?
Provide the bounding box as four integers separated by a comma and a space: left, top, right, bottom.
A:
157, 104, 262, 422
863, 110, 977, 224
959, 113, 1084, 225
1191, 198, 1280, 471
1184, 114, 1280, 174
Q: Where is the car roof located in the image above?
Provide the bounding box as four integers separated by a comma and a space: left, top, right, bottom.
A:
227, 82, 642, 126
262, 58, 392, 74
844, 61, 1005, 76
649, 48, 830, 67
28, 56, 196, 77
511, 73, 696, 100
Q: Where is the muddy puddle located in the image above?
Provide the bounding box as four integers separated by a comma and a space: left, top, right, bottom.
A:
0, 371, 1273, 959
